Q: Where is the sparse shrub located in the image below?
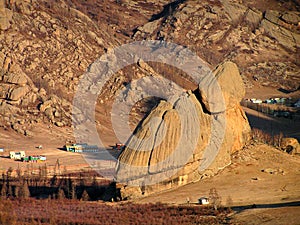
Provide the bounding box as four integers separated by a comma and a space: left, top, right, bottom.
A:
252, 128, 284, 148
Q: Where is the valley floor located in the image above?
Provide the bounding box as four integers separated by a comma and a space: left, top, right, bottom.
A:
0, 87, 299, 224
134, 143, 300, 224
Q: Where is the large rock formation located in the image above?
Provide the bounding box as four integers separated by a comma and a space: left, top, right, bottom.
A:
116, 61, 251, 199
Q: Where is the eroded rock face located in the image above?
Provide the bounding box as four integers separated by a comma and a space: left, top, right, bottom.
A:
261, 10, 300, 52
116, 61, 251, 199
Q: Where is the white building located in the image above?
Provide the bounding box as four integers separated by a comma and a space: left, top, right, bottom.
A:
198, 197, 210, 205
9, 151, 26, 160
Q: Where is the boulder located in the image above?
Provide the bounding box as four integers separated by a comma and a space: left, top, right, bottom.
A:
11, 123, 25, 135
0, 100, 19, 116
3, 72, 27, 85
245, 8, 263, 29
281, 138, 299, 154
281, 12, 300, 25
55, 121, 64, 127
261, 168, 284, 175
39, 100, 52, 112
8, 0, 33, 15
44, 108, 54, 120
264, 10, 281, 25
0, 3, 13, 31
69, 7, 95, 25
0, 84, 10, 99
222, 1, 247, 24
21, 92, 37, 106
25, 130, 33, 137
0, 52, 5, 70
198, 61, 245, 113
261, 11, 300, 52
137, 19, 160, 34
137, 58, 156, 74
116, 61, 250, 199
8, 86, 29, 101
88, 30, 103, 46
39, 88, 47, 96
2, 56, 11, 71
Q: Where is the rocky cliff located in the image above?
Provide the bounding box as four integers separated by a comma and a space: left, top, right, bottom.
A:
116, 61, 251, 199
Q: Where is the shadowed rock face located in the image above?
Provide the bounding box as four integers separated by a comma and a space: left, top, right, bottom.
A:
116, 61, 251, 199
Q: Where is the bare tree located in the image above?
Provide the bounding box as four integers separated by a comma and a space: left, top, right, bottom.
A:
18, 180, 30, 199
81, 189, 90, 201
57, 188, 65, 200
0, 182, 7, 199
209, 188, 222, 210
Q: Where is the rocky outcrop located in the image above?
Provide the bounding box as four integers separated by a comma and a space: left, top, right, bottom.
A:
261, 10, 300, 52
199, 62, 245, 113
0, 0, 121, 132
8, 86, 29, 101
116, 61, 251, 199
281, 138, 299, 155
0, 0, 13, 31
0, 0, 171, 134
132, 0, 300, 91
0, 0, 298, 148
2, 72, 27, 85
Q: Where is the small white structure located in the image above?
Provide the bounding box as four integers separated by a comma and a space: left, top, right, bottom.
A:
10, 151, 26, 160
198, 197, 210, 205
0, 148, 4, 153
39, 156, 47, 161
250, 98, 262, 104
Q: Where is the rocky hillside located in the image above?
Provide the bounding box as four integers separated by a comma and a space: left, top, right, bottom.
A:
0, 0, 170, 135
133, 0, 300, 90
0, 0, 299, 136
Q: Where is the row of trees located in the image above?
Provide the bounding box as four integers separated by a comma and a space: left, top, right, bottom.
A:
0, 166, 114, 201
1, 179, 30, 199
